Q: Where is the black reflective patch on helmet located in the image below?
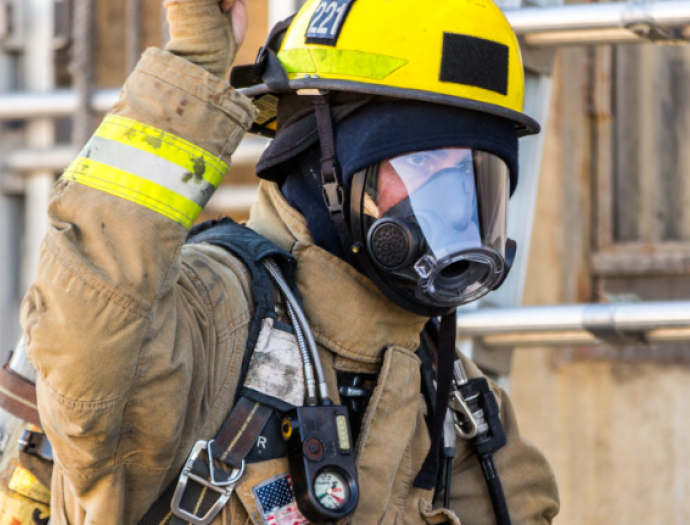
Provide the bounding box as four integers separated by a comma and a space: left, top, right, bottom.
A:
440, 33, 509, 95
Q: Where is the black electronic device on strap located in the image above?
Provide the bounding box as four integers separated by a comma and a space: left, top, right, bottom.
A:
281, 406, 359, 523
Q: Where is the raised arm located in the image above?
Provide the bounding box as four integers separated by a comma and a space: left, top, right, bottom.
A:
19, 1, 256, 522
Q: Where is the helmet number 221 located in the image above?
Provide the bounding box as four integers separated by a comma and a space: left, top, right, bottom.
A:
306, 0, 353, 43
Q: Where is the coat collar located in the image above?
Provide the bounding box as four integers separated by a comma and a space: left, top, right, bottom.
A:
247, 181, 428, 364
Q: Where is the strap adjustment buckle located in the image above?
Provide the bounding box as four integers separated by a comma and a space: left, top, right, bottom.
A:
171, 440, 245, 525
322, 181, 345, 214
18, 430, 53, 461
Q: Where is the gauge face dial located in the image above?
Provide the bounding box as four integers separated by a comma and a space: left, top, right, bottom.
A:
314, 470, 350, 510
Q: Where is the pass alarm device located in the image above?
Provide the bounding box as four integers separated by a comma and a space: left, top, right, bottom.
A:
282, 406, 359, 523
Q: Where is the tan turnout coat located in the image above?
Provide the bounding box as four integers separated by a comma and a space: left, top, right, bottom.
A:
20, 48, 559, 525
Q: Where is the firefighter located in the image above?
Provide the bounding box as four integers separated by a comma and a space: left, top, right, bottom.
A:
20, 0, 559, 523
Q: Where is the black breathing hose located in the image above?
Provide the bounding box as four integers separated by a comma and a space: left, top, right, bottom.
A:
479, 453, 512, 525
444, 457, 453, 509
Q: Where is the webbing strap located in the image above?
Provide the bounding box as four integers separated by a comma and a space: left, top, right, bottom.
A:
0, 363, 41, 428
414, 311, 457, 489
137, 398, 272, 525
313, 96, 360, 269
211, 398, 273, 468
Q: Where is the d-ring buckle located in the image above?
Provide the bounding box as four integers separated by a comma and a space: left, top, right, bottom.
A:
207, 439, 245, 487
171, 440, 244, 525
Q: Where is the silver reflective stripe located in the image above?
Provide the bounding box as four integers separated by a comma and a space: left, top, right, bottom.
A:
81, 135, 217, 208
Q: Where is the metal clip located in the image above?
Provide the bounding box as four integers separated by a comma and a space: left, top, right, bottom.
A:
449, 391, 480, 440
18, 430, 53, 461
171, 440, 244, 525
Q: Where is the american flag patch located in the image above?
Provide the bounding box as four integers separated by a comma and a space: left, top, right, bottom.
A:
252, 471, 309, 525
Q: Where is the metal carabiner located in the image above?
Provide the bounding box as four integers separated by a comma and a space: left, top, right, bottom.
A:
449, 390, 480, 440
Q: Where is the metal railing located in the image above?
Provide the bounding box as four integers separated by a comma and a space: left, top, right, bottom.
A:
457, 302, 690, 347
507, 0, 690, 45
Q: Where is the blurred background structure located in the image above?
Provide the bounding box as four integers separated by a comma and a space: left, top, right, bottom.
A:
2, 0, 690, 523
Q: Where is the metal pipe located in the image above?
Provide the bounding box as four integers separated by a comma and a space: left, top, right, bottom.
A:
125, 0, 142, 74
2, 137, 267, 173
0, 89, 120, 120
505, 1, 690, 46
5, 146, 77, 172
0, 89, 119, 120
458, 302, 690, 347
71, 0, 95, 148
268, 0, 299, 29
504, 1, 690, 34
23, 0, 56, 296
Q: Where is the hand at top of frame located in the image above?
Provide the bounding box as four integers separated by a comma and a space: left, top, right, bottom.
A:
164, 0, 248, 80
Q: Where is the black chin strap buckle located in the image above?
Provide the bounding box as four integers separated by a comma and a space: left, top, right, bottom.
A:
322, 180, 345, 214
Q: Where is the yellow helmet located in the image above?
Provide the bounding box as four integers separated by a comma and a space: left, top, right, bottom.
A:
234, 0, 539, 137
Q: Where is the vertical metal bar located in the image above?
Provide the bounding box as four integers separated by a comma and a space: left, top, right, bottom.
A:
268, 0, 298, 28
0, 10, 21, 354
71, 0, 95, 148
22, 0, 55, 295
125, 0, 142, 74
161, 0, 170, 47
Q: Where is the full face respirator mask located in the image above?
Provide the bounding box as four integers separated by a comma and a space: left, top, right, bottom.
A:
350, 147, 517, 317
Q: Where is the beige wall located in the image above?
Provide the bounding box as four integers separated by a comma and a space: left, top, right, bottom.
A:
510, 49, 690, 525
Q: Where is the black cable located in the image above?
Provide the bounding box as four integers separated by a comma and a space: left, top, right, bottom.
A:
444, 456, 453, 509
479, 453, 512, 525
414, 312, 457, 489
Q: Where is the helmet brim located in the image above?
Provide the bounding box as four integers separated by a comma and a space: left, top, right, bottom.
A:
242, 78, 541, 138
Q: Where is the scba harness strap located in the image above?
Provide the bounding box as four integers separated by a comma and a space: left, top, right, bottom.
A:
138, 218, 303, 525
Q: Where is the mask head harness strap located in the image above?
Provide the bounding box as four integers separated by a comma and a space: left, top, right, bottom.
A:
414, 311, 458, 490
313, 96, 360, 269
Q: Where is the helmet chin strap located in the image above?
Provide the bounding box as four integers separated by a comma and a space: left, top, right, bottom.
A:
313, 96, 361, 270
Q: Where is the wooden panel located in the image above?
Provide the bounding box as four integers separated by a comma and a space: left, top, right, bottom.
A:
95, 0, 269, 88
95, 0, 126, 88
613, 44, 690, 243
592, 45, 614, 250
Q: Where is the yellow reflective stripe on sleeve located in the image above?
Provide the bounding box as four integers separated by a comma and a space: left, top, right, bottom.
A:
94, 115, 228, 188
63, 157, 202, 229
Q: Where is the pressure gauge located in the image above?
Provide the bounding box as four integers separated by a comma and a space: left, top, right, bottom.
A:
314, 470, 350, 510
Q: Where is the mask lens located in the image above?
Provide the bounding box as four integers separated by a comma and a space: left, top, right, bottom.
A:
359, 147, 510, 308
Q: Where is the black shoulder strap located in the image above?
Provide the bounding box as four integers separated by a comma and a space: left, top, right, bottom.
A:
186, 218, 301, 403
